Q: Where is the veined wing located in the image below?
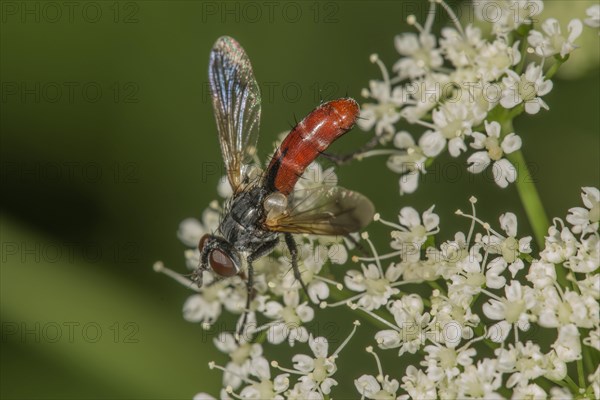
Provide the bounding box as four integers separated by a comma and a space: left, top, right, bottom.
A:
264, 186, 375, 235
209, 36, 261, 192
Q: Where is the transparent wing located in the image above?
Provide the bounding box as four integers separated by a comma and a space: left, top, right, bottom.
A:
264, 186, 375, 235
209, 36, 261, 192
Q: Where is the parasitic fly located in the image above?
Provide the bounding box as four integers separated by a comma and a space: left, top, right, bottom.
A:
195, 36, 375, 334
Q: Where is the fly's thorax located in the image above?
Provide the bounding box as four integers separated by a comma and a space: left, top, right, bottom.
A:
219, 186, 269, 247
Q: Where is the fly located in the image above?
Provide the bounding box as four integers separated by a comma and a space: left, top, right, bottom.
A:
195, 36, 375, 335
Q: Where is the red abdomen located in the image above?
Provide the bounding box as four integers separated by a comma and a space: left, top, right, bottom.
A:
265, 98, 359, 195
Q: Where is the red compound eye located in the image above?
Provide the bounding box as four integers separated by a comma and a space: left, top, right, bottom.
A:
209, 249, 238, 277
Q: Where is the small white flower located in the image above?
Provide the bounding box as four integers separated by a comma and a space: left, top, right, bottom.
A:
282, 325, 358, 397
480, 212, 532, 276
400, 365, 437, 400
393, 33, 443, 79
394, 256, 441, 283
487, 321, 513, 343
426, 103, 474, 157
526, 260, 557, 288
359, 79, 403, 137
399, 73, 450, 123
495, 341, 546, 388
482, 280, 536, 332
543, 350, 567, 382
475, 39, 521, 81
344, 263, 401, 310
511, 383, 546, 400
286, 382, 323, 400
577, 273, 600, 300
566, 186, 600, 234
447, 247, 488, 295
537, 287, 599, 329
552, 323, 582, 362
440, 25, 484, 68
375, 295, 431, 355
213, 332, 264, 390
430, 291, 480, 343
386, 131, 427, 195
182, 280, 231, 325
540, 223, 578, 264
423, 343, 476, 382
456, 359, 503, 399
467, 120, 522, 188
263, 290, 313, 345
585, 4, 600, 28
390, 206, 440, 251
354, 374, 399, 400
237, 358, 289, 400
528, 18, 583, 58
565, 233, 599, 273
500, 63, 553, 114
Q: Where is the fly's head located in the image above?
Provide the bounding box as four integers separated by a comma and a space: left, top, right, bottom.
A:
194, 234, 242, 286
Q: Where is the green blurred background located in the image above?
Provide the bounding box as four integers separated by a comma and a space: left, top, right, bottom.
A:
1, 1, 598, 398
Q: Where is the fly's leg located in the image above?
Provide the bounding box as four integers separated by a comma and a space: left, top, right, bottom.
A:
236, 260, 254, 342
284, 233, 309, 299
320, 133, 381, 165
344, 233, 371, 257
236, 238, 279, 342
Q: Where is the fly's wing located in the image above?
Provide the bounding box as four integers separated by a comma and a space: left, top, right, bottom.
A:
264, 186, 375, 235
209, 36, 261, 192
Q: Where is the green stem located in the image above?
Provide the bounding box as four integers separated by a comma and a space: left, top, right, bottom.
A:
583, 346, 595, 378
544, 376, 579, 394
577, 356, 586, 389
327, 287, 391, 331
506, 148, 568, 286
564, 375, 580, 393
505, 147, 549, 248
546, 55, 569, 80
539, 376, 570, 391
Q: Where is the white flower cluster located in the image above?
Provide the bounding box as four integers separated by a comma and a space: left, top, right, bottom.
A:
358, 0, 586, 193
351, 189, 598, 399
158, 182, 599, 399
194, 324, 359, 400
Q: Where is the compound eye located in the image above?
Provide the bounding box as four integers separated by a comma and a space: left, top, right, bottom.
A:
209, 249, 238, 277
198, 234, 211, 252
